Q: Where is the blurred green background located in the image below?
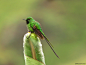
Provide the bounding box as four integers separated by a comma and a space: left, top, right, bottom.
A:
0, 0, 86, 65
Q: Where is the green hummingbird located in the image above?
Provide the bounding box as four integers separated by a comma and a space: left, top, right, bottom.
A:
24, 17, 60, 59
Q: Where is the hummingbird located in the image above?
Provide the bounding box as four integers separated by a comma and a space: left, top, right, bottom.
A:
24, 17, 60, 59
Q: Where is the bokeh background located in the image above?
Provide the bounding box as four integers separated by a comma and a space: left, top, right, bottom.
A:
0, 0, 86, 65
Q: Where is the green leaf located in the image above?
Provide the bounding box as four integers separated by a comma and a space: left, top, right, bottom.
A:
23, 32, 45, 65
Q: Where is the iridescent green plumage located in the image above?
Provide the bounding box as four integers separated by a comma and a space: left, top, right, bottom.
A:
25, 17, 60, 59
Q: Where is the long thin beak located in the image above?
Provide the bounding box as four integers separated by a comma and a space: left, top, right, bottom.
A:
23, 19, 26, 20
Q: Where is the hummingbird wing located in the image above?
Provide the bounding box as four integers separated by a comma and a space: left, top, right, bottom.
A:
33, 25, 44, 39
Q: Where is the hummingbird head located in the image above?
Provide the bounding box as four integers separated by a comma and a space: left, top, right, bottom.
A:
26, 17, 33, 24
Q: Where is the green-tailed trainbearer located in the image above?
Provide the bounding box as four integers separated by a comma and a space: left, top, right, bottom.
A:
24, 17, 60, 59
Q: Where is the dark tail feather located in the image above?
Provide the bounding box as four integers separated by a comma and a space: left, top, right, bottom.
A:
43, 35, 60, 59
43, 36, 54, 48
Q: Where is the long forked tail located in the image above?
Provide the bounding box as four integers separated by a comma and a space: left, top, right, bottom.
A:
43, 36, 60, 59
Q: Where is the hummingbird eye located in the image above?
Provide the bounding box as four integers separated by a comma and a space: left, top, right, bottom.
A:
28, 19, 30, 20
